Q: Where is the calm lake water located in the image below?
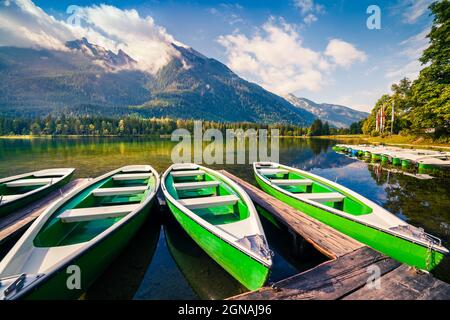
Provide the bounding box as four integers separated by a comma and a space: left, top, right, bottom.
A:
0, 137, 449, 298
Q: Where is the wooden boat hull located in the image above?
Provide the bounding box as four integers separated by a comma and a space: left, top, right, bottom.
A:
20, 197, 155, 300
166, 198, 270, 291
0, 172, 74, 218
255, 173, 445, 271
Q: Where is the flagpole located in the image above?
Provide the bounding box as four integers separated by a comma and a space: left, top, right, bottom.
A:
391, 100, 395, 135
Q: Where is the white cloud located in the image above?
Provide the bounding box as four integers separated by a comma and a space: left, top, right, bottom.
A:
293, 0, 324, 24
324, 39, 367, 67
386, 27, 430, 80
303, 14, 318, 25
294, 0, 323, 14
0, 0, 182, 73
217, 18, 366, 95
386, 60, 423, 80
397, 0, 433, 24
399, 27, 430, 59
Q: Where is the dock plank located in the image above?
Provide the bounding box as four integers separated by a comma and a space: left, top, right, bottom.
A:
219, 170, 363, 259
343, 264, 450, 300
0, 178, 89, 244
229, 247, 400, 300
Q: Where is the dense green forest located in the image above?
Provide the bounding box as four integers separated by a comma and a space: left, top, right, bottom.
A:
0, 115, 354, 137
362, 1, 449, 138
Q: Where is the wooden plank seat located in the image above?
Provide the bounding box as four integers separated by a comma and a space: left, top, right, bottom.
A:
258, 169, 289, 175
172, 163, 199, 171
59, 204, 139, 223
0, 194, 23, 204
170, 170, 205, 178
295, 192, 345, 203
92, 186, 148, 197
6, 178, 54, 187
270, 179, 313, 186
255, 163, 278, 169
178, 195, 239, 209
173, 181, 220, 190
121, 165, 152, 173
112, 173, 152, 181
33, 169, 68, 177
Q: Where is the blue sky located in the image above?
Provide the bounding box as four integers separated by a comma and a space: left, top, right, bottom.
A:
2, 0, 435, 111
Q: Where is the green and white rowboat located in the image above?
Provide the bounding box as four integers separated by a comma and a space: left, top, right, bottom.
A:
0, 168, 75, 218
0, 165, 159, 300
162, 163, 272, 291
253, 162, 448, 271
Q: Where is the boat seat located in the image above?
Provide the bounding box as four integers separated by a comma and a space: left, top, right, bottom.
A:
33, 169, 69, 177
0, 194, 23, 204
121, 165, 152, 173
174, 181, 220, 190
178, 195, 239, 209
59, 204, 139, 223
171, 170, 205, 178
295, 192, 345, 203
92, 186, 148, 197
112, 173, 152, 181
271, 179, 313, 186
172, 163, 199, 171
258, 169, 289, 175
6, 178, 54, 187
255, 162, 278, 169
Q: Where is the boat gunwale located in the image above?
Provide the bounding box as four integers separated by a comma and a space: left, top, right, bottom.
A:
253, 162, 449, 255
0, 168, 76, 207
161, 163, 272, 268
0, 165, 160, 300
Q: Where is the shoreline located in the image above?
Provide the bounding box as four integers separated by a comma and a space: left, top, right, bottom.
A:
1, 134, 449, 149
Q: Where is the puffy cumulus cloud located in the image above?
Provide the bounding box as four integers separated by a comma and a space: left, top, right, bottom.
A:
324, 39, 367, 67
217, 19, 366, 95
0, 0, 183, 73
77, 5, 182, 73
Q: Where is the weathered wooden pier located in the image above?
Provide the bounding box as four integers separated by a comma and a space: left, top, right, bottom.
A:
0, 173, 449, 300
220, 171, 450, 300
0, 179, 89, 245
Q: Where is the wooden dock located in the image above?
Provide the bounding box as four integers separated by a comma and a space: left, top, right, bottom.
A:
0, 178, 89, 245
220, 171, 450, 300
